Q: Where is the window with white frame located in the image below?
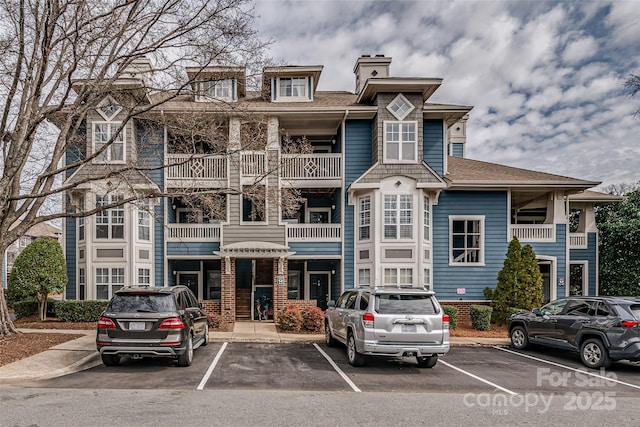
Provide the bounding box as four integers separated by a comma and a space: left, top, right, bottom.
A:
138, 200, 150, 241
78, 268, 86, 300
384, 267, 413, 286
424, 268, 431, 290
93, 122, 124, 162
138, 268, 151, 285
358, 268, 371, 286
386, 94, 415, 120
278, 77, 307, 98
450, 216, 484, 264
423, 196, 430, 241
96, 195, 124, 239
384, 121, 416, 162
384, 194, 412, 239
78, 195, 85, 241
198, 79, 234, 100
359, 196, 371, 240
96, 267, 125, 299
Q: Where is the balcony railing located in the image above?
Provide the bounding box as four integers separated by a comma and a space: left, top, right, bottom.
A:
166, 224, 221, 242
281, 154, 341, 180
570, 233, 587, 248
286, 223, 342, 242
166, 154, 227, 186
510, 224, 555, 242
241, 151, 266, 177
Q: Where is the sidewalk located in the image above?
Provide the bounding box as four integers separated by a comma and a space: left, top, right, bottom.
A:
0, 323, 510, 383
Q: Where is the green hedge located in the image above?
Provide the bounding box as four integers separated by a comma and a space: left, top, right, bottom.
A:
441, 305, 458, 330
53, 300, 108, 322
470, 305, 493, 331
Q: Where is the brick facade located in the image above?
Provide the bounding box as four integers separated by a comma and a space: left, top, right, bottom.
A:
441, 300, 490, 322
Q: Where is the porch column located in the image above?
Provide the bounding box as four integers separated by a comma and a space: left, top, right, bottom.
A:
272, 257, 288, 314
221, 256, 236, 327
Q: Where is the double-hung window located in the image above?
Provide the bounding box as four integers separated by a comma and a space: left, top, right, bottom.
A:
279, 77, 307, 98
96, 267, 125, 299
384, 268, 413, 286
94, 122, 124, 162
96, 195, 124, 239
138, 268, 151, 285
138, 200, 150, 241
384, 121, 416, 162
384, 195, 413, 239
199, 79, 234, 101
358, 268, 371, 286
359, 196, 371, 240
450, 216, 484, 265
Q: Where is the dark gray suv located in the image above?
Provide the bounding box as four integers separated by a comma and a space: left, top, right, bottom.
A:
96, 286, 208, 367
508, 296, 640, 368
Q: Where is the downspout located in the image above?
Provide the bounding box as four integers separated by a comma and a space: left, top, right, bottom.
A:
340, 109, 349, 297
161, 109, 168, 287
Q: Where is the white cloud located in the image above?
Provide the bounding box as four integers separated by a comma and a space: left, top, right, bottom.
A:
253, 0, 640, 187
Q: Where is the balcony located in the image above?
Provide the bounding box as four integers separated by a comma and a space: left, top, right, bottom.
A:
286, 223, 341, 242
510, 224, 555, 242
569, 233, 588, 249
166, 224, 221, 242
281, 153, 341, 187
166, 154, 227, 188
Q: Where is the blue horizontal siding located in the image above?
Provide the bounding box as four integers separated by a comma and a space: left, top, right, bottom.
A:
65, 217, 77, 299
570, 232, 597, 295
526, 224, 567, 297
289, 242, 342, 257
432, 191, 508, 299
423, 119, 444, 176
167, 242, 220, 256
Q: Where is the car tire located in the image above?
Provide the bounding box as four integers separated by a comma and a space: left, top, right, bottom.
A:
416, 355, 438, 368
510, 325, 529, 350
325, 321, 337, 347
177, 335, 194, 367
101, 354, 120, 366
202, 323, 209, 347
347, 332, 365, 367
580, 338, 612, 369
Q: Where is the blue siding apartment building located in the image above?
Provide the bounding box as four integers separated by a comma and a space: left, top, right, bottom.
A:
60, 55, 617, 325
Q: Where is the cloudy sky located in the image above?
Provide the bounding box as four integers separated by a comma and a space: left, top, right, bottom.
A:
252, 0, 640, 189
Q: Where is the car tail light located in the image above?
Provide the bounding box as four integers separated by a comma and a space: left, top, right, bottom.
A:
362, 313, 374, 328
159, 317, 186, 329
442, 313, 450, 330
97, 317, 116, 329
621, 320, 640, 328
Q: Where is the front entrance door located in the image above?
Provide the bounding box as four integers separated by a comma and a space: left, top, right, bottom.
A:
178, 273, 199, 299
309, 273, 329, 310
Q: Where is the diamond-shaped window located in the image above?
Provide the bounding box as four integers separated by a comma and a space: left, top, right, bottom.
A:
97, 97, 122, 120
386, 94, 414, 120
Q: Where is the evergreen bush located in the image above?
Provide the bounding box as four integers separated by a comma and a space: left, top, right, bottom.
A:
470, 305, 492, 331
54, 300, 108, 322
276, 304, 303, 332
441, 305, 458, 330
300, 306, 324, 332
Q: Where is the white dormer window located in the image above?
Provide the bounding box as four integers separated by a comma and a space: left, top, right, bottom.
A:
273, 77, 312, 102
383, 121, 417, 163
386, 94, 414, 120
97, 96, 122, 120
93, 122, 125, 162
196, 79, 236, 102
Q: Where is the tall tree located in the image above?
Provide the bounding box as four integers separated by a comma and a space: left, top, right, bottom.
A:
0, 0, 268, 337
625, 73, 640, 117
8, 238, 67, 321
597, 189, 640, 295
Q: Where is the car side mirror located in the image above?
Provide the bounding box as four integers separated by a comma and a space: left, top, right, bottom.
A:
327, 300, 336, 308
532, 308, 541, 316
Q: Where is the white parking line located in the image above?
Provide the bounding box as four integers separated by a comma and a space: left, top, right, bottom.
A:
440, 360, 517, 395
197, 342, 228, 391
494, 346, 640, 391
313, 343, 361, 392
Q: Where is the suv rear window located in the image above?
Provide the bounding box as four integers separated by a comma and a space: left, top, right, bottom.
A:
375, 294, 437, 315
108, 293, 176, 313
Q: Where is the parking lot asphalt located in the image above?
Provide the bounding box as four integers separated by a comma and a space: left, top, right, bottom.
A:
0, 322, 510, 384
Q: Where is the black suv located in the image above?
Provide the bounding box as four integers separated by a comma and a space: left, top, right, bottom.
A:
96, 286, 208, 367
508, 296, 640, 368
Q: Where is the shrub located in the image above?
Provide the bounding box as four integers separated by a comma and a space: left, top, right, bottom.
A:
207, 312, 222, 329
470, 305, 493, 331
300, 306, 324, 333
441, 305, 458, 330
276, 304, 303, 332
12, 300, 39, 319
54, 300, 108, 322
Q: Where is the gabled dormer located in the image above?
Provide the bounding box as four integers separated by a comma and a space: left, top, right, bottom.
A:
186, 66, 246, 102
263, 65, 323, 102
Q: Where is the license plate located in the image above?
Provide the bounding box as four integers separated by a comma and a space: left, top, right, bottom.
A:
129, 322, 146, 331
401, 324, 417, 333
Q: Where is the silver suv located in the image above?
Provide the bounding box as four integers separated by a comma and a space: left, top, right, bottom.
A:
325, 287, 450, 367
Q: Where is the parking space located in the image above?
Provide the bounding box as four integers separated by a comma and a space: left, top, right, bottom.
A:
29, 343, 640, 398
